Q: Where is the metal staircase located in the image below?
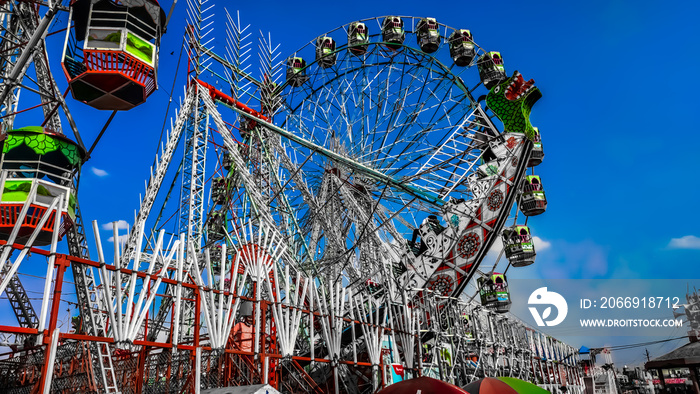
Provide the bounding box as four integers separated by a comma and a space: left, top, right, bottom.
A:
66, 197, 120, 393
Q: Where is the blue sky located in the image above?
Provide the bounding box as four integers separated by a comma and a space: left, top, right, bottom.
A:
8, 0, 700, 369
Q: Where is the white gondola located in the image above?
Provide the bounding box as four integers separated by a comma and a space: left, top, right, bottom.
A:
448, 29, 476, 66
519, 175, 547, 216
478, 51, 506, 89
502, 225, 537, 267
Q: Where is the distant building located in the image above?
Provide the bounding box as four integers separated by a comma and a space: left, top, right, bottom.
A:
644, 288, 700, 394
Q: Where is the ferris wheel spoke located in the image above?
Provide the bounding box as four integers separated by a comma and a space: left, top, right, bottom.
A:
249, 132, 311, 258
369, 71, 427, 161
372, 82, 467, 177
330, 185, 391, 272
408, 111, 485, 193
377, 57, 410, 135
259, 112, 441, 208
330, 175, 399, 246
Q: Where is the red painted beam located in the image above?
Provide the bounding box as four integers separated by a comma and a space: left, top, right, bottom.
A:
0, 240, 52, 256
0, 325, 38, 335
60, 332, 115, 343
195, 79, 270, 122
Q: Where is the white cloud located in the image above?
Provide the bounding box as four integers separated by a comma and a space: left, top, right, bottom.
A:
108, 234, 129, 245
668, 235, 700, 250
101, 220, 130, 231
486, 234, 551, 260
533, 236, 551, 251
91, 167, 108, 177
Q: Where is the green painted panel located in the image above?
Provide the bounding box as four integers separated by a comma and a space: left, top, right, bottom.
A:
2, 180, 53, 202
4, 127, 83, 166
126, 32, 154, 64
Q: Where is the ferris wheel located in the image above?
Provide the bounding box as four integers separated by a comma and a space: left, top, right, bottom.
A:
226, 15, 544, 302
0, 3, 567, 392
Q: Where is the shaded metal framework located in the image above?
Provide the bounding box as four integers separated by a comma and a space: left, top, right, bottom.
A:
0, 238, 586, 393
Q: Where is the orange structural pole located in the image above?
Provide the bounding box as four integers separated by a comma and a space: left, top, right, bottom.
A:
34, 254, 69, 394
47, 255, 69, 338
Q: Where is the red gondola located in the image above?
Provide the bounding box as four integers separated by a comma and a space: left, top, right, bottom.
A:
62, 0, 166, 110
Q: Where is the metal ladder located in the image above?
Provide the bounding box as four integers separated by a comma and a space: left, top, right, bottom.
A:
96, 341, 119, 392
0, 263, 39, 329
67, 198, 120, 393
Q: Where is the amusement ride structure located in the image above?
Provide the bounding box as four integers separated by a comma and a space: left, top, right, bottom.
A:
0, 0, 585, 392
